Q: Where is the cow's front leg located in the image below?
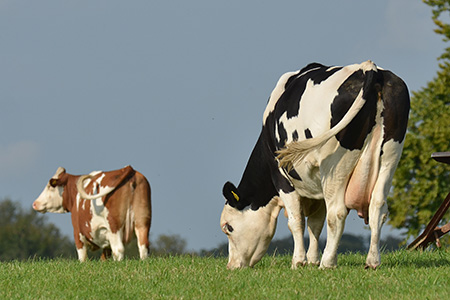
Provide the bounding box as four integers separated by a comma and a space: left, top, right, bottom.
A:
280, 191, 306, 269
305, 199, 326, 266
108, 231, 125, 261
75, 235, 88, 262
320, 201, 347, 269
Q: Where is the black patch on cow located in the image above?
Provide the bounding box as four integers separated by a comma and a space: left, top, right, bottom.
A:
284, 63, 326, 89
299, 62, 325, 74
279, 73, 310, 119
272, 169, 296, 195
330, 70, 377, 150
311, 67, 342, 85
276, 121, 288, 149
288, 168, 302, 181
304, 128, 313, 139
264, 116, 296, 195
295, 63, 342, 85
379, 70, 410, 144
276, 64, 344, 122
224, 132, 279, 211
292, 130, 299, 141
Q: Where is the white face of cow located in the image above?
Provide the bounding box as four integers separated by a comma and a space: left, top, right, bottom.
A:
220, 196, 283, 269
32, 167, 68, 214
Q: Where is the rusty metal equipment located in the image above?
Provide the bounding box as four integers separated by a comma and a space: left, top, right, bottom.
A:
408, 152, 450, 250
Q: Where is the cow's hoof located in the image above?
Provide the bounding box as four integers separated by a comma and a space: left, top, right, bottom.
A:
364, 264, 379, 270
291, 260, 307, 269
319, 262, 337, 270
308, 261, 320, 267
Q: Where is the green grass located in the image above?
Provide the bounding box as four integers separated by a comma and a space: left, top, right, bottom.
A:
1, 250, 449, 299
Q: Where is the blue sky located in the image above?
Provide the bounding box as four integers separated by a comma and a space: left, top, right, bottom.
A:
0, 0, 445, 251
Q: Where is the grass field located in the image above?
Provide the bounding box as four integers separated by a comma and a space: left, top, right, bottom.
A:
1, 250, 449, 299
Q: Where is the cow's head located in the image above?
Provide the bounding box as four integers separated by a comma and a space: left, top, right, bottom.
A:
33, 167, 69, 213
220, 182, 283, 269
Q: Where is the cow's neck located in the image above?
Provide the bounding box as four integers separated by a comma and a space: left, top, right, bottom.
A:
62, 175, 80, 212
237, 132, 278, 210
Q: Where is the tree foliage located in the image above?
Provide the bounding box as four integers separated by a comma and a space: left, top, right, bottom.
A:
121, 234, 189, 258
0, 198, 75, 261
151, 234, 187, 256
124, 234, 189, 258
389, 0, 450, 240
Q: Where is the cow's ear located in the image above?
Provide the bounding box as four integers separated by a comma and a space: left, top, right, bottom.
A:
223, 181, 241, 207
49, 178, 59, 187
49, 175, 67, 187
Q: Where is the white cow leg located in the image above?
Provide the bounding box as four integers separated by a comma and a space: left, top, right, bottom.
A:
109, 231, 125, 261
75, 235, 88, 262
77, 244, 88, 262
366, 196, 388, 269
135, 226, 150, 259
320, 202, 347, 269
366, 140, 403, 269
280, 191, 306, 269
306, 200, 326, 266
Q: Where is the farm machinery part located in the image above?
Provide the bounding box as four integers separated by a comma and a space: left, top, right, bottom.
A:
408, 152, 450, 250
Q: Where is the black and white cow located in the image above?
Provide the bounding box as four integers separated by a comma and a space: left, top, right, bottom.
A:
220, 61, 409, 269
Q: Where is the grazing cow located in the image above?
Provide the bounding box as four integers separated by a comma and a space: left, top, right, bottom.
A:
220, 61, 409, 269
33, 165, 152, 262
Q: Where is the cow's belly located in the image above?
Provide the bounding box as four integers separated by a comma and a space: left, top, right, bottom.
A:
289, 157, 324, 199
90, 222, 111, 248
89, 200, 113, 249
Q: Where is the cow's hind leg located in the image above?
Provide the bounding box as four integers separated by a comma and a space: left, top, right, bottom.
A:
320, 199, 347, 269
108, 231, 125, 261
132, 173, 151, 260
366, 195, 387, 269
366, 140, 402, 269
135, 225, 150, 259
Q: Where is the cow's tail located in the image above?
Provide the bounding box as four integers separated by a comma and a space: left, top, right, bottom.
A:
123, 206, 134, 244
76, 175, 116, 200
277, 60, 378, 170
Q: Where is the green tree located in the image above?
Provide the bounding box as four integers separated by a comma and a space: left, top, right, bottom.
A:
122, 233, 189, 258
0, 198, 75, 260
151, 234, 187, 256
389, 0, 450, 241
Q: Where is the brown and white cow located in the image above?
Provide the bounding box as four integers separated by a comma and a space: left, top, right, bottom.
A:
221, 61, 410, 269
33, 165, 151, 261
